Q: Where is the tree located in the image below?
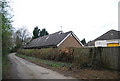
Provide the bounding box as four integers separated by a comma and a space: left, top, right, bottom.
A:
40, 28, 49, 37
1, 0, 13, 54
14, 27, 31, 49
1, 0, 14, 78
33, 26, 40, 39
80, 38, 86, 45
32, 26, 49, 39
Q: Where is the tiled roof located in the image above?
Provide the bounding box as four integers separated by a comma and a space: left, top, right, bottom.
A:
24, 31, 73, 48
94, 29, 120, 40
85, 29, 120, 46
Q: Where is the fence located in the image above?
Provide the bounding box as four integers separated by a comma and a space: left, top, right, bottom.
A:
100, 47, 119, 70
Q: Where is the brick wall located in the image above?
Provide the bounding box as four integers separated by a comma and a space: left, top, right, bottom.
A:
58, 35, 82, 48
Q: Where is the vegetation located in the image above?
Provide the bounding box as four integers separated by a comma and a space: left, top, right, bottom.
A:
12, 27, 31, 51
16, 52, 118, 79
0, 0, 116, 79
32, 26, 49, 39
80, 38, 86, 45
16, 54, 71, 68
40, 28, 49, 37
1, 0, 13, 54
33, 26, 40, 39
2, 54, 11, 79
0, 0, 49, 78
1, 0, 13, 79
17, 47, 109, 69
17, 48, 74, 63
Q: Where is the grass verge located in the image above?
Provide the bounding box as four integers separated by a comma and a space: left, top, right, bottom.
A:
16, 54, 72, 69
2, 54, 11, 79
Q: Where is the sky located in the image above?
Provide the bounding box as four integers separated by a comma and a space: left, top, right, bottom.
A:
11, 0, 119, 42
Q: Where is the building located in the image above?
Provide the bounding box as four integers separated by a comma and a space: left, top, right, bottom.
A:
85, 29, 120, 47
24, 31, 83, 49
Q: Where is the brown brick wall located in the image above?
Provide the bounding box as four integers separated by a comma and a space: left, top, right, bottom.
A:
58, 35, 82, 48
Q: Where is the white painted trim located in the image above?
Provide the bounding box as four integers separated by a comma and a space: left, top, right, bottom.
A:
57, 32, 84, 47
71, 32, 84, 46
57, 33, 71, 46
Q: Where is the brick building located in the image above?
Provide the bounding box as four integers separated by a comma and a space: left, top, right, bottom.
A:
24, 31, 83, 49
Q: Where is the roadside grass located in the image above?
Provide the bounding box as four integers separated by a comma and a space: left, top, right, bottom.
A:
0, 56, 2, 79
2, 54, 11, 79
16, 54, 72, 69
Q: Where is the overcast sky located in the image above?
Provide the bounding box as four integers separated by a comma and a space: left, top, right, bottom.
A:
11, 0, 119, 42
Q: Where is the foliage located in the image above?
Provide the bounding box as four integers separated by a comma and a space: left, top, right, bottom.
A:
33, 26, 40, 39
12, 27, 31, 51
1, 0, 14, 79
40, 28, 49, 37
73, 48, 89, 68
17, 48, 74, 63
2, 54, 11, 79
16, 53, 71, 68
80, 38, 86, 45
1, 0, 13, 54
17, 47, 112, 69
32, 26, 49, 39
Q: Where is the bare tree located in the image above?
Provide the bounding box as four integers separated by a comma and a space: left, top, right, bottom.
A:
15, 26, 31, 48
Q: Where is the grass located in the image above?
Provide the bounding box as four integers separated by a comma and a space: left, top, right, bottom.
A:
2, 54, 11, 79
0, 56, 2, 80
16, 54, 72, 68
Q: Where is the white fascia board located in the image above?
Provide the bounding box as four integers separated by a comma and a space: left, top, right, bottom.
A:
71, 32, 84, 46
57, 33, 71, 47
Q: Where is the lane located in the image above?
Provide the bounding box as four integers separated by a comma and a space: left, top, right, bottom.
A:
8, 53, 74, 79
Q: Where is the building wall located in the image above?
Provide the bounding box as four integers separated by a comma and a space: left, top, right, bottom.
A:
95, 39, 120, 47
58, 35, 82, 48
